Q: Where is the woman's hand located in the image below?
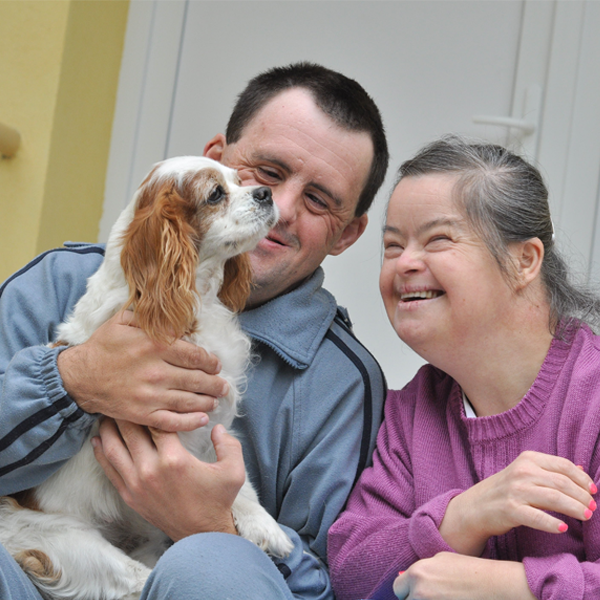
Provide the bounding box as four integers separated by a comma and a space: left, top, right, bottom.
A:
393, 553, 536, 600
439, 451, 597, 556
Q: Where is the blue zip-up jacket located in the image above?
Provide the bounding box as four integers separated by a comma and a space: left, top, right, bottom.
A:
0, 243, 386, 600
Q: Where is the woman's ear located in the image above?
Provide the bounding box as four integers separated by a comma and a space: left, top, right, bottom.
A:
203, 134, 227, 162
512, 237, 545, 290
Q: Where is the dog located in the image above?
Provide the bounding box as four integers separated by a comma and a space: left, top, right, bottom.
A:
0, 156, 293, 600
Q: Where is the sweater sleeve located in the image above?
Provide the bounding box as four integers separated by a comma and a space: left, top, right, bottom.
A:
0, 247, 101, 494
523, 465, 600, 600
328, 379, 463, 600
524, 553, 600, 600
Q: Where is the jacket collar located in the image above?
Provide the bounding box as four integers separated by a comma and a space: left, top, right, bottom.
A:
239, 268, 337, 370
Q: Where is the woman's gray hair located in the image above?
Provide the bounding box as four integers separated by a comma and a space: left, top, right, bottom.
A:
394, 135, 600, 334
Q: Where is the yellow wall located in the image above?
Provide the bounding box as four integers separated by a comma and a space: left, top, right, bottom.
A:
0, 0, 129, 283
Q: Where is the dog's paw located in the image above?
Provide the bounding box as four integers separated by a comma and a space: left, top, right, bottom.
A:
234, 513, 294, 558
127, 560, 151, 595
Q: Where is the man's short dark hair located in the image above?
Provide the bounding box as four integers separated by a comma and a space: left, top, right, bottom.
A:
226, 62, 389, 216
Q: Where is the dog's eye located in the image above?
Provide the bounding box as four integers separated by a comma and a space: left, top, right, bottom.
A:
207, 185, 225, 205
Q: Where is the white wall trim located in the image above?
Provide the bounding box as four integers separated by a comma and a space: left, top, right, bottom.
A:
99, 0, 188, 242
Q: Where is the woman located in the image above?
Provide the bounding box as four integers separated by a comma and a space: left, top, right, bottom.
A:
328, 136, 600, 600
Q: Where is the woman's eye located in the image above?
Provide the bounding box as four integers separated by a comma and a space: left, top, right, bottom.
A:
383, 242, 403, 256
429, 235, 450, 244
207, 185, 225, 205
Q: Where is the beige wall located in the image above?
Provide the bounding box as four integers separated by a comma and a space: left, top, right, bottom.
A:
0, 0, 129, 282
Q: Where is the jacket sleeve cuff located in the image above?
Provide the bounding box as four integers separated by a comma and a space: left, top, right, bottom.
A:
40, 346, 96, 429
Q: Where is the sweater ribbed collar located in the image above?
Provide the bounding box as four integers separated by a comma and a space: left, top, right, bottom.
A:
453, 327, 577, 443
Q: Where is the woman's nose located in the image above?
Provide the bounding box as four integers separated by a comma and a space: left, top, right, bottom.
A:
395, 245, 424, 274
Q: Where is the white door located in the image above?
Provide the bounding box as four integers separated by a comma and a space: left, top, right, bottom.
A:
102, 0, 599, 390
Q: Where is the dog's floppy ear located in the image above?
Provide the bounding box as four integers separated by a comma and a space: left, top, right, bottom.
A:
121, 181, 198, 344
218, 253, 253, 313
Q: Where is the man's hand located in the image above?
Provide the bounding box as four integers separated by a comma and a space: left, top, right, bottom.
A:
92, 419, 245, 541
393, 553, 536, 600
57, 310, 228, 431
439, 451, 597, 556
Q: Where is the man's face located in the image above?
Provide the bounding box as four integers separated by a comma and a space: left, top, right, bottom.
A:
204, 88, 374, 307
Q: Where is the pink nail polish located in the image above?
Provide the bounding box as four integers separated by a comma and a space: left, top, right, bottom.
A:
398, 571, 405, 575
585, 509, 594, 519
577, 465, 584, 470
590, 500, 597, 511
558, 523, 568, 533
591, 483, 598, 495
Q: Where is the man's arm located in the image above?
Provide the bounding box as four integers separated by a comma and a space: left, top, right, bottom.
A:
0, 247, 224, 494
0, 248, 101, 493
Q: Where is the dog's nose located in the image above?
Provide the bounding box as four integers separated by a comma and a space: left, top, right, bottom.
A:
252, 186, 272, 204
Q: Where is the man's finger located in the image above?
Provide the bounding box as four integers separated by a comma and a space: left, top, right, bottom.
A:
165, 340, 224, 376
147, 426, 182, 451
91, 435, 128, 497
212, 424, 243, 462
113, 419, 155, 456
211, 425, 246, 486
148, 409, 210, 432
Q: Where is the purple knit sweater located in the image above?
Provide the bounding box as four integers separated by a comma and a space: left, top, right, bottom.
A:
328, 325, 600, 600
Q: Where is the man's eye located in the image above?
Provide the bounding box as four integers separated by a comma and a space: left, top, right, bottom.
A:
256, 168, 280, 182
307, 194, 327, 210
207, 185, 225, 205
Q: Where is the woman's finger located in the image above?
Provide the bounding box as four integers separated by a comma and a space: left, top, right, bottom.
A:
392, 571, 409, 600
528, 451, 596, 494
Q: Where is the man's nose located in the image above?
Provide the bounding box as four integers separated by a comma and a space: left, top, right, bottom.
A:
272, 184, 299, 223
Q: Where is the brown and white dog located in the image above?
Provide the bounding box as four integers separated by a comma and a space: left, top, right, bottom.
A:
0, 156, 293, 600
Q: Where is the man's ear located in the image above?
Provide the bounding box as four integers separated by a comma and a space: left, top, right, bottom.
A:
203, 134, 227, 161
329, 214, 369, 257
512, 237, 544, 289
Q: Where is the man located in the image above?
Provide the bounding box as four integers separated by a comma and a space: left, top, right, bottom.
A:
0, 63, 388, 599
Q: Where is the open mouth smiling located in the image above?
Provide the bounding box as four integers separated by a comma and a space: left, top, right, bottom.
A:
400, 290, 445, 302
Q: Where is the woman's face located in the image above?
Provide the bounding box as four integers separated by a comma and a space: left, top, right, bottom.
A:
379, 174, 516, 361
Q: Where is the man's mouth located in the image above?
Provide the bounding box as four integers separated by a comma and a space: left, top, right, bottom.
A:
400, 290, 445, 302
263, 227, 297, 249
266, 234, 285, 246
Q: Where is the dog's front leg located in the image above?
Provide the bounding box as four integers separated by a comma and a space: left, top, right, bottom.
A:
231, 479, 294, 558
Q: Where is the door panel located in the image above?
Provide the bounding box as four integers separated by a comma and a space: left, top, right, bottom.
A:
105, 1, 525, 389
